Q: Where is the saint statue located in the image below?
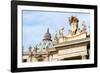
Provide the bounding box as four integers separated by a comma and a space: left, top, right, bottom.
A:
54, 31, 58, 40
81, 20, 87, 32
59, 26, 64, 37
68, 16, 79, 35
54, 31, 58, 44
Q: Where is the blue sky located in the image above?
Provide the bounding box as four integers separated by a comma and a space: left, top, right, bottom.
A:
22, 10, 90, 49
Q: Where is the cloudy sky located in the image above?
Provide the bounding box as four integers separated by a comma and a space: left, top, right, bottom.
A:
22, 10, 90, 50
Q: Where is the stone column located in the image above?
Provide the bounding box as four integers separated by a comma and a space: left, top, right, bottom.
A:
49, 55, 53, 61
81, 55, 86, 59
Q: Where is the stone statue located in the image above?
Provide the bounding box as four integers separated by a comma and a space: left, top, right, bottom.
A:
54, 31, 58, 39
81, 20, 87, 32
59, 26, 64, 37
54, 31, 58, 44
68, 16, 79, 35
